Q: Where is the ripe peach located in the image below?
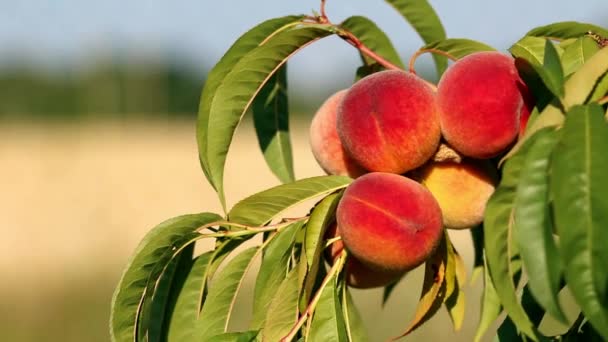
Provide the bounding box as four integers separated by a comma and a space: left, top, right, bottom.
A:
437, 51, 526, 158
309, 90, 366, 177
418, 160, 497, 229
336, 172, 443, 273
324, 222, 403, 288
337, 70, 441, 174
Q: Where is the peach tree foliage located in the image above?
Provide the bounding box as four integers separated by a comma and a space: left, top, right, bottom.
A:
110, 1, 608, 341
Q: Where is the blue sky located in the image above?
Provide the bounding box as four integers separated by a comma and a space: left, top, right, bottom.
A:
1, 1, 606, 95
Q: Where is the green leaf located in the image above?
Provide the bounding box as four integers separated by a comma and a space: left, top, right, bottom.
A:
510, 36, 564, 66
163, 251, 213, 342
384, 0, 447, 75
484, 136, 537, 340
526, 21, 608, 40
551, 104, 608, 340
470, 226, 485, 284
562, 46, 608, 109
308, 277, 348, 342
250, 222, 303, 329
261, 265, 302, 341
589, 72, 608, 103
419, 38, 495, 60
110, 212, 222, 342
393, 235, 448, 339
444, 236, 465, 332
496, 286, 547, 341
208, 331, 259, 342
513, 128, 566, 323
196, 247, 259, 340
340, 16, 404, 68
252, 64, 294, 184
200, 25, 332, 209
197, 15, 303, 204
342, 288, 369, 342
163, 238, 245, 342
228, 175, 351, 226
473, 258, 503, 342
539, 40, 565, 99
145, 246, 189, 342
304, 193, 341, 267
561, 37, 600, 76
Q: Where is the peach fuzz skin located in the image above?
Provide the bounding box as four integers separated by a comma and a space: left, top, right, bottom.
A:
437, 51, 525, 158
309, 90, 366, 178
324, 222, 403, 288
418, 160, 497, 229
336, 172, 444, 273
337, 70, 441, 174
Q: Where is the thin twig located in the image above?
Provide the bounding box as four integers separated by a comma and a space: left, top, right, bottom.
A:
280, 250, 347, 341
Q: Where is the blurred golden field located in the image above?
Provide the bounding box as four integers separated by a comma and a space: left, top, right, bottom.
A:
0, 118, 484, 341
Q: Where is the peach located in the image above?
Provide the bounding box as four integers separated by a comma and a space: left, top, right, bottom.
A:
518, 84, 535, 138
418, 160, 497, 229
437, 51, 526, 158
337, 70, 441, 174
324, 222, 403, 288
309, 90, 366, 177
336, 172, 443, 273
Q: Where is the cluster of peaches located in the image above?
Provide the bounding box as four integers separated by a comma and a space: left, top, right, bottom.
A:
309, 51, 533, 288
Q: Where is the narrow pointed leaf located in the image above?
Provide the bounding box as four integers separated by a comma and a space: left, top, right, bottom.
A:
539, 40, 565, 98
473, 260, 503, 342
201, 26, 332, 208
484, 136, 537, 340
393, 234, 448, 339
444, 237, 465, 331
340, 16, 404, 68
551, 104, 608, 340
589, 72, 608, 103
252, 64, 294, 183
526, 21, 608, 40
562, 46, 608, 109
513, 128, 566, 322
343, 288, 369, 342
419, 38, 495, 60
164, 251, 213, 342
384, 0, 447, 75
229, 175, 351, 226
561, 37, 600, 76
144, 248, 187, 342
510, 36, 564, 66
251, 222, 302, 329
261, 265, 302, 341
304, 193, 341, 267
308, 277, 348, 342
196, 247, 259, 340
197, 15, 303, 193
110, 212, 222, 342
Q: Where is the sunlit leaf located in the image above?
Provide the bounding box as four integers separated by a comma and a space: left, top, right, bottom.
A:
551, 104, 608, 340
304, 193, 341, 267
252, 64, 294, 184
561, 46, 608, 109
200, 25, 333, 208
526, 21, 608, 40
229, 175, 351, 226
197, 15, 303, 199
561, 37, 600, 76
419, 38, 495, 60
384, 0, 447, 75
510, 36, 564, 66
208, 331, 259, 342
110, 213, 222, 342
473, 257, 504, 342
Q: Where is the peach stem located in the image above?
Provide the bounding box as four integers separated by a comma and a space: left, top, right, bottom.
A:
408, 48, 458, 74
